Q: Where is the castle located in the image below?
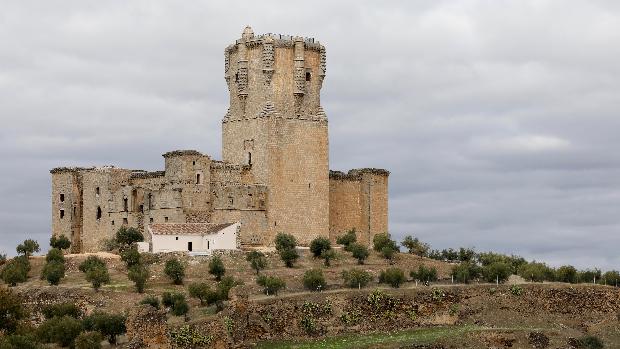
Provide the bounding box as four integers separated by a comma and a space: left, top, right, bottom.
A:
50, 27, 389, 253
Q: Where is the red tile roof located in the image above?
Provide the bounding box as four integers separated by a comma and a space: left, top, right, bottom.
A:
148, 223, 236, 236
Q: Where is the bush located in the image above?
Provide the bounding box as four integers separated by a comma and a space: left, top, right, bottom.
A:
452, 262, 481, 284
208, 255, 226, 281
401, 235, 429, 256
477, 252, 526, 274
0, 254, 6, 266
310, 237, 331, 258
336, 229, 357, 251
576, 335, 604, 349
37, 315, 83, 347
275, 233, 299, 268
602, 270, 620, 286
556, 265, 578, 283
481, 261, 511, 284
457, 247, 476, 262
257, 275, 286, 295
139, 295, 160, 309
85, 265, 110, 291
342, 269, 372, 288
381, 243, 399, 264
410, 265, 438, 282
246, 251, 267, 275
0, 334, 41, 349
509, 285, 523, 296
16, 239, 39, 257
278, 246, 299, 268
42, 302, 81, 319
517, 262, 555, 282
42, 261, 65, 286
321, 249, 337, 267
74, 331, 102, 349
350, 243, 370, 264
127, 264, 149, 293
50, 235, 71, 250
303, 268, 326, 291
0, 287, 26, 334
45, 248, 65, 263
83, 311, 127, 344
372, 233, 392, 252
379, 267, 406, 288
120, 247, 141, 268
217, 276, 241, 301
164, 258, 185, 285
162, 292, 190, 316
188, 282, 217, 306
578, 269, 601, 284
1, 259, 29, 286
78, 256, 106, 273
115, 226, 144, 246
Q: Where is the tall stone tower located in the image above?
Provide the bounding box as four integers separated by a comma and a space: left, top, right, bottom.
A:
221, 27, 329, 244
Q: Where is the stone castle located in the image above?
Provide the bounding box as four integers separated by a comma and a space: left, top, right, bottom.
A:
51, 27, 389, 253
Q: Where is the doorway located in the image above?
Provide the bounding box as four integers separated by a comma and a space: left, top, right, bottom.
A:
187, 241, 193, 252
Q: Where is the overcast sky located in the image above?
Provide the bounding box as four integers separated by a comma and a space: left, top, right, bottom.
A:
1, 1, 619, 269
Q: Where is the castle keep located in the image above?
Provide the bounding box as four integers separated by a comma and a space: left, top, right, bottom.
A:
51, 27, 389, 253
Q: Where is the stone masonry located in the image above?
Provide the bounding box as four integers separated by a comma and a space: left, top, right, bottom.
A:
50, 27, 389, 253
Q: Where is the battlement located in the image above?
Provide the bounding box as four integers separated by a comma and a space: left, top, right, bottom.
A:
162, 150, 204, 158
227, 33, 323, 53
329, 168, 391, 181
130, 170, 166, 179
50, 165, 120, 174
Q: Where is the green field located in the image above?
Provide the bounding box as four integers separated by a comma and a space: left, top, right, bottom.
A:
256, 325, 481, 349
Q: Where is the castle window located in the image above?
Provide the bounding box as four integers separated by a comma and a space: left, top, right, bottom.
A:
192, 161, 196, 166
111, 220, 115, 226
149, 218, 153, 223
96, 206, 102, 220
123, 218, 128, 225
248, 152, 252, 166
59, 209, 65, 219
123, 198, 128, 212
308, 183, 311, 189
175, 236, 179, 241
60, 194, 64, 202
96, 187, 100, 196
196, 173, 201, 184
306, 71, 311, 81
139, 205, 144, 213
235, 73, 239, 82
165, 217, 169, 222
148, 194, 153, 210
73, 207, 76, 217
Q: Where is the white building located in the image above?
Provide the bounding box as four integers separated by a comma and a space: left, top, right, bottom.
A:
147, 222, 240, 253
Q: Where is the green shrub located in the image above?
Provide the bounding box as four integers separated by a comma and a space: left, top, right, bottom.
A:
336, 229, 357, 251
517, 262, 555, 282
372, 233, 392, 252
381, 243, 399, 264
162, 292, 190, 315
188, 282, 217, 306
45, 248, 65, 263
0, 287, 26, 334
310, 237, 331, 258
1, 259, 29, 286
42, 261, 65, 286
74, 331, 102, 349
576, 335, 604, 349
451, 262, 481, 284
127, 264, 149, 293
217, 276, 241, 300
37, 315, 83, 347
257, 275, 286, 295
410, 265, 438, 282
0, 254, 6, 266
115, 226, 144, 246
379, 267, 406, 288
245, 251, 267, 275
16, 239, 39, 257
169, 325, 213, 348
164, 258, 185, 285
350, 243, 370, 264
50, 235, 71, 250
208, 255, 226, 281
42, 302, 81, 319
85, 265, 110, 291
578, 269, 601, 284
482, 261, 511, 284
120, 247, 141, 268
509, 285, 523, 296
602, 270, 620, 286
401, 236, 429, 256
275, 233, 299, 268
320, 249, 337, 267
78, 256, 106, 273
303, 268, 326, 291
0, 334, 41, 349
556, 265, 578, 283
82, 311, 126, 344
139, 295, 160, 309
342, 269, 372, 288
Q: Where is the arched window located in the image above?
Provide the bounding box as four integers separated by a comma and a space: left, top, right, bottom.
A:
305, 71, 311, 81
123, 198, 128, 212
196, 173, 201, 184
96, 206, 102, 220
